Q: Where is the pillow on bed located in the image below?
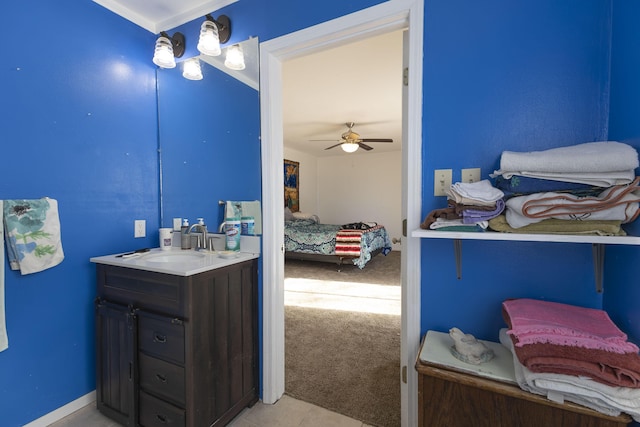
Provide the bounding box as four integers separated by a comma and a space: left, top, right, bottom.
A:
293, 211, 320, 223
284, 207, 295, 221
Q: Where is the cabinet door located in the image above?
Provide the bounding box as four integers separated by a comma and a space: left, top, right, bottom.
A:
95, 299, 137, 427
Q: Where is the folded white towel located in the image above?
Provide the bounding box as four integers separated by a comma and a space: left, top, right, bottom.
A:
3, 198, 64, 275
448, 180, 504, 203
498, 141, 639, 174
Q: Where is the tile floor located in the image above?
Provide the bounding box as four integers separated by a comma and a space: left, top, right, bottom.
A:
49, 395, 373, 427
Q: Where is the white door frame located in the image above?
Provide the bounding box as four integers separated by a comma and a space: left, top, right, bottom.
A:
259, 1, 423, 425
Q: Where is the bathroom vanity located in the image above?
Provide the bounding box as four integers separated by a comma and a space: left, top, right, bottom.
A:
91, 248, 259, 427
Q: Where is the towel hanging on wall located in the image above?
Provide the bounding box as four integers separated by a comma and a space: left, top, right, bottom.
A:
3, 198, 64, 275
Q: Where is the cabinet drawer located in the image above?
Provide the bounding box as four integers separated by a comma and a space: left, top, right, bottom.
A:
139, 391, 185, 427
97, 265, 185, 316
138, 312, 185, 365
139, 353, 185, 406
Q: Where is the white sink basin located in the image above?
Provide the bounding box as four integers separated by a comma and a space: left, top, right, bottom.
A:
143, 251, 207, 263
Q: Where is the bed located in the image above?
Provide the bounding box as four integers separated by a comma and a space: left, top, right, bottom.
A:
284, 217, 393, 269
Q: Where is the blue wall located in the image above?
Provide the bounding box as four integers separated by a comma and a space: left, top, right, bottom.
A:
3, 0, 640, 425
421, 0, 618, 341
0, 1, 159, 426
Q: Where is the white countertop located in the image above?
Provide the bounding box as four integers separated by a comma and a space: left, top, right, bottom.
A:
90, 247, 259, 277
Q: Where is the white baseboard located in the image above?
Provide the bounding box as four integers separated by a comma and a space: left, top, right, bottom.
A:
23, 391, 95, 427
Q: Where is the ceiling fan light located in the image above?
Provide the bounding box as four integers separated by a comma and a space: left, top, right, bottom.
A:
341, 142, 359, 153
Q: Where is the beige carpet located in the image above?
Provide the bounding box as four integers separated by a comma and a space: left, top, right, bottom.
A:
284, 251, 401, 427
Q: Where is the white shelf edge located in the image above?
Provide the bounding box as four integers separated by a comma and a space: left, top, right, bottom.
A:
411, 229, 640, 245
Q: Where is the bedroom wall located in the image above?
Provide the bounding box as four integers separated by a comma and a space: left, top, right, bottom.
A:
317, 151, 403, 249
283, 148, 402, 250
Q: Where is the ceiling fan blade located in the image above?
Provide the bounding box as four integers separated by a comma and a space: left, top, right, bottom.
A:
360, 138, 393, 143
358, 142, 374, 151
310, 139, 341, 142
324, 143, 343, 150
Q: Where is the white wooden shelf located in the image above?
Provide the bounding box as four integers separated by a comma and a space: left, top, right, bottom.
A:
411, 229, 640, 292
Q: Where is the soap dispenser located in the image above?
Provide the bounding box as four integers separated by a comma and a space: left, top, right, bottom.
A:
181, 219, 191, 250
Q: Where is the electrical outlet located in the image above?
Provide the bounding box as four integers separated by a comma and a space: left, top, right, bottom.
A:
461, 168, 481, 183
173, 217, 182, 231
434, 169, 452, 196
134, 220, 146, 238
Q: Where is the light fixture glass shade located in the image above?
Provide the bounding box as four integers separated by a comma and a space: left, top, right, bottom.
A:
341, 142, 359, 153
152, 36, 176, 69
197, 20, 221, 56
224, 44, 246, 70
183, 58, 203, 80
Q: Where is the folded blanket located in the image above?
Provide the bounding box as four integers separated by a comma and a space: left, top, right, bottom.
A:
3, 198, 64, 275
502, 298, 638, 354
505, 178, 640, 229
496, 170, 636, 188
488, 214, 625, 236
334, 225, 383, 257
496, 141, 639, 174
500, 329, 639, 420
494, 175, 605, 199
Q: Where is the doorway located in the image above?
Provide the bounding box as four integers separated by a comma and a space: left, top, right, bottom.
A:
281, 28, 404, 426
260, 2, 424, 426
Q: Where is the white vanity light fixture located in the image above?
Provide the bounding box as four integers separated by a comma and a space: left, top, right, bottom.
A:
197, 14, 231, 57
152, 32, 185, 69
182, 58, 203, 80
224, 44, 246, 71
341, 142, 359, 153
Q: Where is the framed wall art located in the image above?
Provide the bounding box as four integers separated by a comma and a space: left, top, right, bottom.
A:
284, 159, 299, 212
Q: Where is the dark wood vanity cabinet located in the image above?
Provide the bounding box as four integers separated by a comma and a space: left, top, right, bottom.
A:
95, 259, 259, 427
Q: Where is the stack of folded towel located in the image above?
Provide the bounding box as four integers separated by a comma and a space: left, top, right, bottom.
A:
421, 180, 505, 231
489, 141, 640, 235
501, 298, 640, 420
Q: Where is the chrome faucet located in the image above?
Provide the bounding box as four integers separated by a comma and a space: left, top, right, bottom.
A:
186, 223, 208, 250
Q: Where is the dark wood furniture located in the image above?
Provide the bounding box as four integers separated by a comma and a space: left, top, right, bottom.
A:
95, 260, 258, 427
415, 336, 632, 427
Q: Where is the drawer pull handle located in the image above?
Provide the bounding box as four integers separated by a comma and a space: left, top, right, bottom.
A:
156, 413, 168, 423
156, 373, 167, 383
153, 333, 167, 343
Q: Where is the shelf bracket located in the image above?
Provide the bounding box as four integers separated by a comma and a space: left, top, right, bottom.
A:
592, 243, 604, 293
453, 239, 462, 280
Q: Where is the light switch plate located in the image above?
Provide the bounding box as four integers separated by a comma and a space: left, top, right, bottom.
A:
173, 217, 182, 231
434, 169, 452, 196
134, 220, 146, 238
461, 168, 481, 183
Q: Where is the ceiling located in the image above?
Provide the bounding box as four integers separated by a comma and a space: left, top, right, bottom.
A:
93, 1, 404, 158
92, 0, 237, 33
283, 30, 404, 157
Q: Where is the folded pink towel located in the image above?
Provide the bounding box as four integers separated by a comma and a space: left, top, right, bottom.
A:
503, 298, 639, 354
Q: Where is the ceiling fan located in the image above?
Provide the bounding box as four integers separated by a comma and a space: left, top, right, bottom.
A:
314, 122, 393, 152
